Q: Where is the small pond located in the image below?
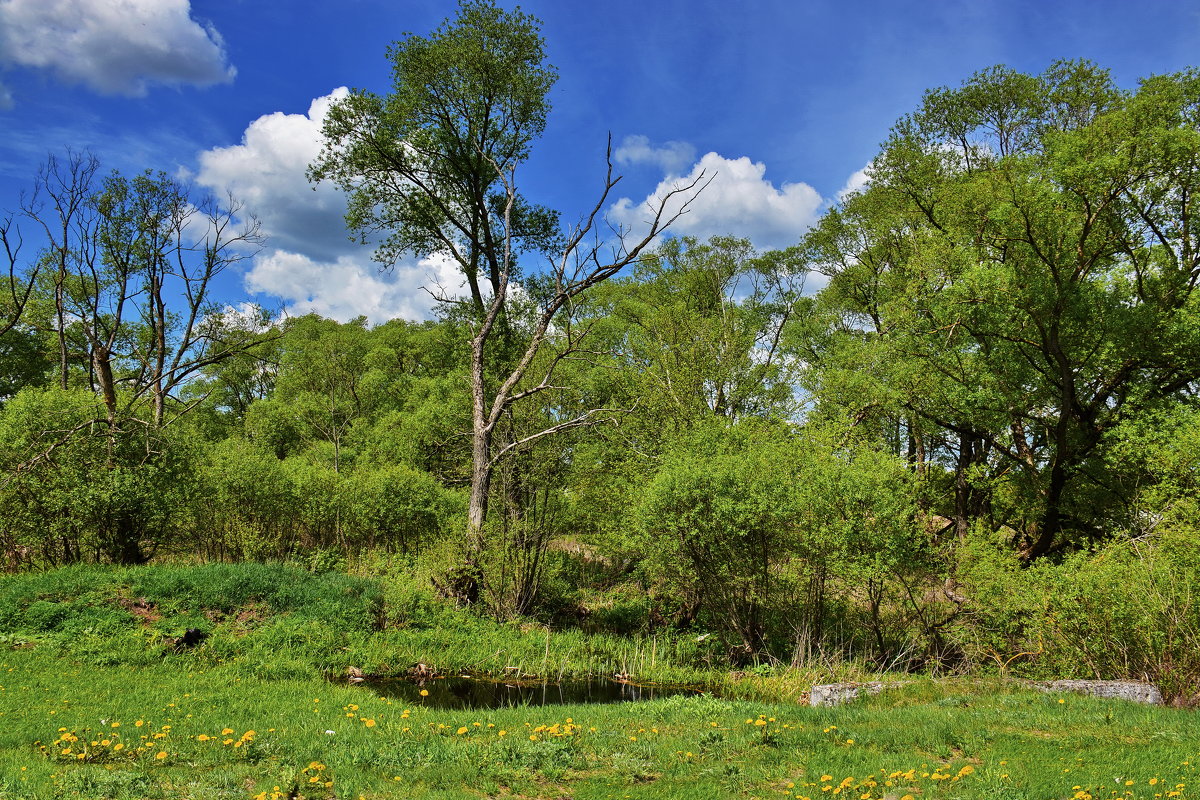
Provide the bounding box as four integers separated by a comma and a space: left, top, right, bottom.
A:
359, 675, 706, 710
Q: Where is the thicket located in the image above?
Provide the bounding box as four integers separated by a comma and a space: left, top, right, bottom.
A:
1, 5, 1199, 698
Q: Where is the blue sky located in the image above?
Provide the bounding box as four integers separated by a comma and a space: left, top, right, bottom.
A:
0, 0, 1196, 322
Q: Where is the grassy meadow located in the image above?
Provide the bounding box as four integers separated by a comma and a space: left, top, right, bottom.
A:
0, 564, 1196, 799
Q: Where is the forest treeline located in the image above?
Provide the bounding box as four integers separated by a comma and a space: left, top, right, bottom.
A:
2, 2, 1200, 694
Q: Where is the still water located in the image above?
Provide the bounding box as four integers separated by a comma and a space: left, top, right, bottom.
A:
362, 675, 704, 710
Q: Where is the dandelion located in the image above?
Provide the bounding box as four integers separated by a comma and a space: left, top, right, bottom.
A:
456, 727, 468, 735
155, 751, 167, 760
363, 719, 376, 728
419, 689, 429, 697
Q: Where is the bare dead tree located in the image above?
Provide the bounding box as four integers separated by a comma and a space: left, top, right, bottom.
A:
462, 146, 708, 562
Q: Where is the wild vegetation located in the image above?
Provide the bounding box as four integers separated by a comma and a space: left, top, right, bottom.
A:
1, 2, 1200, 793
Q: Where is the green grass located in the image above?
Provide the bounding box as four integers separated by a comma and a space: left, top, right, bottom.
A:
0, 563, 761, 685
0, 648, 1196, 799
2, 564, 1196, 799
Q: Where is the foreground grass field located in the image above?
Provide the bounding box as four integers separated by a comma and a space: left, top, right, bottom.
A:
1, 564, 1196, 799
0, 646, 1196, 800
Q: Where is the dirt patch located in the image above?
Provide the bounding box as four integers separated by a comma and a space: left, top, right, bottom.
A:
206, 602, 271, 636
116, 596, 161, 627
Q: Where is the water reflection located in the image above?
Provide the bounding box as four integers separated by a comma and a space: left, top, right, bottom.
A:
363, 675, 703, 710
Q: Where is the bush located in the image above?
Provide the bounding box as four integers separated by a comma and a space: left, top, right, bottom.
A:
954, 527, 1200, 703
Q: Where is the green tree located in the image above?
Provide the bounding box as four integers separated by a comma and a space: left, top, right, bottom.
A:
803, 62, 1200, 560
311, 0, 703, 587
637, 419, 916, 663
559, 236, 807, 557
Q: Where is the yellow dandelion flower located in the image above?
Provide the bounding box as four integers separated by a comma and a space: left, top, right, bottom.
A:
364, 719, 376, 728
456, 726, 468, 735
155, 751, 167, 760
419, 689, 429, 697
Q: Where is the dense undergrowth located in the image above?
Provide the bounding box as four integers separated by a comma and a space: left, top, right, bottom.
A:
0, 562, 795, 688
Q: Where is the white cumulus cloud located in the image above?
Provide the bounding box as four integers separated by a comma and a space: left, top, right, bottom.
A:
196, 87, 475, 323
614, 135, 697, 175
195, 88, 352, 262
837, 165, 872, 202
0, 0, 235, 100
246, 250, 462, 325
609, 152, 823, 251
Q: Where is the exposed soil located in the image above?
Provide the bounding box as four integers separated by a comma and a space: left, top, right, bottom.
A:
116, 596, 161, 626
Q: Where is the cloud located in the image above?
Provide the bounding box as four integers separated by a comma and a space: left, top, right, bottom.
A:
196, 87, 475, 323
0, 0, 234, 99
195, 88, 352, 262
0, 82, 11, 110
609, 152, 823, 251
614, 135, 697, 175
837, 165, 872, 202
245, 250, 461, 325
